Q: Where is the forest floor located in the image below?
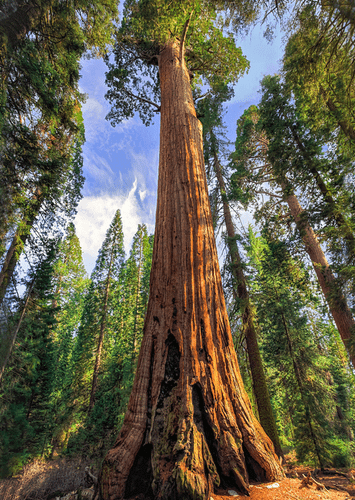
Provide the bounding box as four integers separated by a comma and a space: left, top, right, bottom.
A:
1, 456, 355, 500
212, 468, 355, 500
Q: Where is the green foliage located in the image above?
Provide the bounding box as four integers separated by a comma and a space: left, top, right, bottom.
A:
0, 242, 58, 477
246, 229, 354, 466
0, 225, 89, 476
0, 0, 118, 286
65, 221, 153, 458
105, 0, 249, 126
259, 74, 355, 298
69, 211, 125, 416
283, 4, 355, 149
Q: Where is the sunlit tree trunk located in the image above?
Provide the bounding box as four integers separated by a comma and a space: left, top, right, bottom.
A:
214, 154, 283, 459
97, 40, 283, 500
283, 183, 355, 368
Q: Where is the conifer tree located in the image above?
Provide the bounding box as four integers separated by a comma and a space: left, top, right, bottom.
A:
258, 75, 355, 267
247, 230, 351, 467
0, 132, 85, 308
0, 0, 119, 305
283, 5, 355, 146
121, 225, 153, 366
0, 224, 90, 468
48, 224, 89, 454
0, 241, 58, 476
98, 1, 283, 498
66, 224, 154, 459
70, 210, 125, 417
230, 101, 355, 368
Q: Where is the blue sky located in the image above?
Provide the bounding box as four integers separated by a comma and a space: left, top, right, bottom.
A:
75, 22, 285, 274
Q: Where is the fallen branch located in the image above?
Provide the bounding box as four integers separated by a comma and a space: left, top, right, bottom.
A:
321, 469, 351, 478
85, 467, 98, 486
300, 472, 327, 491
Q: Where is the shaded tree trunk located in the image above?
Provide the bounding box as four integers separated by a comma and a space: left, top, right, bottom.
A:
283, 183, 355, 368
0, 187, 43, 307
213, 154, 283, 459
0, 277, 35, 384
289, 125, 355, 256
320, 87, 355, 142
97, 40, 283, 500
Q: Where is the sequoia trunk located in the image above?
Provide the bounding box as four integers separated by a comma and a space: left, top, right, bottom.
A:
289, 125, 355, 256
284, 186, 355, 368
214, 154, 283, 459
97, 40, 283, 500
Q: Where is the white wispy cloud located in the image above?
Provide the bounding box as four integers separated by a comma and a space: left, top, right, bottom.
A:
75, 178, 155, 273
82, 150, 116, 189
139, 189, 147, 201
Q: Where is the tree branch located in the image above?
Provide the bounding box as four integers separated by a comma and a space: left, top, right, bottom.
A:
180, 10, 194, 60
123, 89, 160, 112
195, 90, 212, 102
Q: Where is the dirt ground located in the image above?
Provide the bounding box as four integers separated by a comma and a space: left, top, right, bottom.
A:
1, 458, 355, 500
0, 457, 97, 500
212, 465, 355, 500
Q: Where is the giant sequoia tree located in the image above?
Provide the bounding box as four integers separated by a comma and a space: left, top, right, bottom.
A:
97, 2, 283, 499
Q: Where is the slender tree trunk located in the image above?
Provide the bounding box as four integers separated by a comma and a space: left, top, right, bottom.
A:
320, 87, 355, 142
97, 40, 283, 500
0, 278, 35, 384
52, 255, 68, 310
289, 125, 355, 255
283, 183, 355, 368
132, 234, 143, 359
213, 155, 283, 458
0, 187, 43, 307
88, 258, 113, 412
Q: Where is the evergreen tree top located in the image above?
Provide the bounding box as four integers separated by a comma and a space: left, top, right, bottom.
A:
105, 0, 250, 126
91, 209, 125, 285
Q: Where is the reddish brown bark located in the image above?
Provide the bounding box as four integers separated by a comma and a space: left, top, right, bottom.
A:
284, 185, 355, 368
289, 125, 355, 255
97, 40, 283, 500
214, 155, 283, 459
